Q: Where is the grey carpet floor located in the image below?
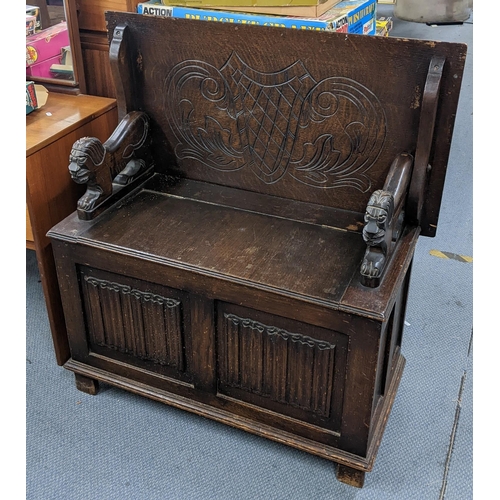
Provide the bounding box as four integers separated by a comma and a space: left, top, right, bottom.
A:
26, 6, 473, 499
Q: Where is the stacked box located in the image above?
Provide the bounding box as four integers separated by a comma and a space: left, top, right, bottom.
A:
139, 1, 340, 29
26, 5, 42, 31
26, 22, 69, 69
145, 0, 343, 18
26, 15, 36, 36
319, 0, 376, 35
160, 0, 334, 7
138, 0, 376, 33
26, 81, 38, 114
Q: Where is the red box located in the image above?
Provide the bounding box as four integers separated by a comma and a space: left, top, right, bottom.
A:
26, 81, 38, 114
26, 22, 69, 67
26, 54, 62, 78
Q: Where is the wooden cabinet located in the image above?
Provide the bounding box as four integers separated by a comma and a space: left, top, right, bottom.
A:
76, 0, 140, 31
26, 206, 35, 249
26, 92, 117, 365
74, 0, 141, 97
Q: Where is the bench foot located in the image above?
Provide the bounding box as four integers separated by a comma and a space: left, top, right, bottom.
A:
75, 373, 99, 395
336, 464, 365, 488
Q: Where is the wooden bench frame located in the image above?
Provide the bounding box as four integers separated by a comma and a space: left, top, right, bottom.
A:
48, 14, 466, 488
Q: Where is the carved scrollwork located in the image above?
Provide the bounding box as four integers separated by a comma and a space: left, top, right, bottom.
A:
165, 60, 244, 171
164, 52, 386, 191
292, 78, 387, 190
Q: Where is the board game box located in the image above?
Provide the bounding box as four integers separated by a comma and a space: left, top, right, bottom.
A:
138, 0, 375, 33
155, 0, 344, 18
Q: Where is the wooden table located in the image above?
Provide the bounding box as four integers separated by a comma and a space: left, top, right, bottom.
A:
26, 92, 117, 365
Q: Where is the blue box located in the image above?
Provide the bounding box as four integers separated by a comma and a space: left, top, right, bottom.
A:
137, 0, 376, 33
319, 0, 377, 35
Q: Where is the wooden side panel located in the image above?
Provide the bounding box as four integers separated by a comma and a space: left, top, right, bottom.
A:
217, 303, 348, 433
220, 312, 335, 417
76, 0, 140, 32
26, 205, 34, 247
26, 100, 118, 365
80, 32, 117, 98
83, 276, 184, 368
79, 266, 188, 376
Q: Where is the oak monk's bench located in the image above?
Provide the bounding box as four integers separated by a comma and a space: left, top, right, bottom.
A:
47, 12, 466, 488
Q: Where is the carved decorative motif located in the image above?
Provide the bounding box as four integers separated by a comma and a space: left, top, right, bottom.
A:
82, 276, 184, 370
360, 153, 413, 287
360, 189, 394, 280
69, 111, 153, 219
219, 313, 336, 417
165, 52, 386, 191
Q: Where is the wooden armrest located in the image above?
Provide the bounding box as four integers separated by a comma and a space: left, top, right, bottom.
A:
68, 111, 154, 220
360, 153, 413, 288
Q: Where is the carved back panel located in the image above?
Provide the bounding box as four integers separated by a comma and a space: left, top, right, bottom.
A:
105, 13, 466, 231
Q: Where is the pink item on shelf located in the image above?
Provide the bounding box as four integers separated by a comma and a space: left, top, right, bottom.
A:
26, 54, 62, 78
26, 21, 69, 67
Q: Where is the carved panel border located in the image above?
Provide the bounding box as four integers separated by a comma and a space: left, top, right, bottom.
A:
218, 313, 336, 418
82, 275, 185, 370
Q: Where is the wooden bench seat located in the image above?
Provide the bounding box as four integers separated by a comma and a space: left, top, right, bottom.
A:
71, 178, 366, 304
48, 13, 467, 488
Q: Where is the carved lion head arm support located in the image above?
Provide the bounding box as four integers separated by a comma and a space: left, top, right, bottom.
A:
69, 137, 111, 215
69, 111, 153, 221
68, 24, 154, 221
360, 153, 413, 288
360, 55, 446, 288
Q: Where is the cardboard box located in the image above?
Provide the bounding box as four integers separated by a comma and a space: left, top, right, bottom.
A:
26, 81, 48, 115
161, 0, 334, 6
26, 5, 42, 31
143, 0, 375, 31
319, 0, 377, 35
376, 16, 393, 36
146, 0, 344, 19
139, 1, 349, 31
26, 22, 69, 67
26, 15, 36, 36
26, 81, 37, 114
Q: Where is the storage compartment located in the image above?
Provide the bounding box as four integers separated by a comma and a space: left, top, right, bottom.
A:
47, 14, 467, 488
216, 302, 348, 435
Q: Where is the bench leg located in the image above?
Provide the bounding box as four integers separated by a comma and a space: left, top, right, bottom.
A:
74, 373, 99, 395
336, 464, 365, 488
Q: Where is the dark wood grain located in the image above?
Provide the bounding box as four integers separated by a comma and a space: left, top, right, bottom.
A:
47, 14, 467, 488
103, 14, 466, 231
407, 56, 446, 226
78, 187, 366, 304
